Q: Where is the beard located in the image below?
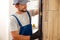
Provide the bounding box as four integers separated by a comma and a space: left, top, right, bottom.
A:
19, 9, 27, 12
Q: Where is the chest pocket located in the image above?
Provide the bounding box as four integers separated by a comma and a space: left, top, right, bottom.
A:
12, 11, 32, 36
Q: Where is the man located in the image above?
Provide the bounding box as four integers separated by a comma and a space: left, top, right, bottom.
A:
10, 0, 38, 40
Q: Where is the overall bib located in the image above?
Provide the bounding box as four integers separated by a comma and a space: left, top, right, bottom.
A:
12, 11, 32, 36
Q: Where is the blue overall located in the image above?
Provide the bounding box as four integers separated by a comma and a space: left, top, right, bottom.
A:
12, 11, 32, 36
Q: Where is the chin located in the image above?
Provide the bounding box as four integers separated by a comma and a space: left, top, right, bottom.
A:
24, 9, 26, 10
23, 9, 27, 11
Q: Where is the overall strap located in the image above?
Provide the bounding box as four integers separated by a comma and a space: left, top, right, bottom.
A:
26, 11, 31, 24
12, 15, 22, 27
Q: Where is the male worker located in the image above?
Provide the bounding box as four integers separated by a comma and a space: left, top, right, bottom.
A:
10, 0, 38, 40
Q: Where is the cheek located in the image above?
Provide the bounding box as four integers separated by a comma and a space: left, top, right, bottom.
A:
19, 6, 24, 9
22, 5, 26, 9
19, 7, 22, 9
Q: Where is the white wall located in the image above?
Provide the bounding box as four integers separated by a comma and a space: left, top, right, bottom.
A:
0, 0, 9, 40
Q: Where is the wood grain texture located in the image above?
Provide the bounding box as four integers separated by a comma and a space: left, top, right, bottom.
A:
43, 0, 60, 40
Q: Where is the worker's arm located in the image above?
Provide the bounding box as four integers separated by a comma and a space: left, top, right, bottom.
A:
11, 31, 30, 40
29, 9, 39, 16
11, 31, 20, 40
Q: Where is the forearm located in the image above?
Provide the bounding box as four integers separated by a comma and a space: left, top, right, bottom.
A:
11, 31, 30, 40
11, 31, 21, 40
30, 9, 39, 16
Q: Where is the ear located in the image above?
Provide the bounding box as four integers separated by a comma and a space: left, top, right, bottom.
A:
15, 5, 19, 8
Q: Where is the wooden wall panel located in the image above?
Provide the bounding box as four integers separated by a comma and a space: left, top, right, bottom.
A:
43, 11, 48, 40
48, 0, 58, 10
57, 1, 60, 40
43, 0, 60, 40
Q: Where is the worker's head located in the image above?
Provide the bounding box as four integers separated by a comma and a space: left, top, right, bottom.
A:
13, 0, 29, 12
15, 3, 27, 12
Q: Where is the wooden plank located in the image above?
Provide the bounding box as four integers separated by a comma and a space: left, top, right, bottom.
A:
43, 0, 49, 11
43, 11, 48, 40
52, 11, 58, 40
49, 0, 58, 10
43, 0, 59, 40
43, 11, 59, 40
57, 1, 60, 40
47, 11, 54, 40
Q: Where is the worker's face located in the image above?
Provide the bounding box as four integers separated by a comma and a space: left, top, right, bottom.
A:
15, 4, 27, 12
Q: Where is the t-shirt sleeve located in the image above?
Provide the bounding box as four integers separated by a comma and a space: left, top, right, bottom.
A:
9, 16, 18, 32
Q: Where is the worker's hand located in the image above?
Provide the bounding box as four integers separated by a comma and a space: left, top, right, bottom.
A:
30, 9, 39, 16
20, 35, 30, 40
